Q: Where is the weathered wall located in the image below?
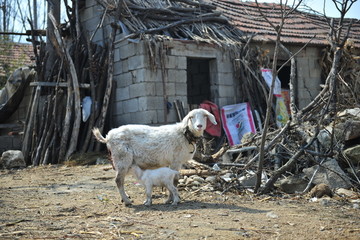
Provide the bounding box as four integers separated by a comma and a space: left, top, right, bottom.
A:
80, 0, 111, 45
0, 84, 32, 155
81, 1, 239, 126
112, 39, 237, 125
256, 42, 323, 110
80, 1, 327, 126
289, 45, 323, 109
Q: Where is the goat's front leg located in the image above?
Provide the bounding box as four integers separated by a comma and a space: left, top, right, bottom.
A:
144, 184, 153, 206
115, 169, 132, 206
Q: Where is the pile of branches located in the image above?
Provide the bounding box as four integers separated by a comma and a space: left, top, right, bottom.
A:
101, 0, 246, 46
212, 43, 360, 194
203, 0, 360, 194
22, 3, 115, 165
320, 42, 360, 109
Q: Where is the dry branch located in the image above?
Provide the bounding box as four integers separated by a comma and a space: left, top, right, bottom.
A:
95, 26, 117, 151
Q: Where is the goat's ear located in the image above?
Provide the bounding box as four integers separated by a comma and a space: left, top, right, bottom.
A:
206, 112, 217, 125
181, 112, 192, 127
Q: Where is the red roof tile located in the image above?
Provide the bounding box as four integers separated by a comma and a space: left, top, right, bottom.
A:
207, 0, 360, 47
0, 43, 35, 77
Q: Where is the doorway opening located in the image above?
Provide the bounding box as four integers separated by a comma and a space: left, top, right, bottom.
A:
187, 58, 211, 107
277, 65, 290, 89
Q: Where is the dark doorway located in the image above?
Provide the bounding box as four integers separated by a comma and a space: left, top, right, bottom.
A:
187, 58, 211, 105
277, 65, 291, 89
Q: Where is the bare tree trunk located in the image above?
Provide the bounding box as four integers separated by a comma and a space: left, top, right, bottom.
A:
45, 0, 60, 81
58, 81, 73, 162
95, 26, 117, 151
255, 36, 281, 193
64, 1, 82, 160
22, 86, 41, 164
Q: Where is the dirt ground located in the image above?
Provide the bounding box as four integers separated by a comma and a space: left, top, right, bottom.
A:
1, 164, 360, 240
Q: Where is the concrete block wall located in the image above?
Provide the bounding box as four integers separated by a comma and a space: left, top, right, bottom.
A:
113, 39, 185, 125
81, 3, 238, 126
289, 45, 322, 109
112, 39, 237, 126
80, 0, 111, 45
256, 43, 323, 110
167, 40, 237, 109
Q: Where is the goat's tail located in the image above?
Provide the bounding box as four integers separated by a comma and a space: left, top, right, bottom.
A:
92, 128, 107, 143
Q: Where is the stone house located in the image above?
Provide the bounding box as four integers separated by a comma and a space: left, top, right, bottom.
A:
82, 0, 250, 126
80, 0, 360, 127
215, 1, 360, 109
0, 43, 34, 154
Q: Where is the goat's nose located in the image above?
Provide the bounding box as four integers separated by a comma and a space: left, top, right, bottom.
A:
197, 124, 203, 129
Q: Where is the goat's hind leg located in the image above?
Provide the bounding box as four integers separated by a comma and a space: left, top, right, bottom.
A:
165, 191, 174, 204
165, 183, 180, 205
115, 168, 132, 206
144, 183, 153, 206
113, 149, 133, 206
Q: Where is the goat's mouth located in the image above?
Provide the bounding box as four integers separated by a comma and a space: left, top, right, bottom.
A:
193, 127, 205, 135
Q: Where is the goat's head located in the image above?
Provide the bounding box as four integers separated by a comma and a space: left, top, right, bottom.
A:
182, 109, 217, 137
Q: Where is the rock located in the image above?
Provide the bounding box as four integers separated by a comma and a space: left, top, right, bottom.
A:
178, 179, 186, 184
343, 145, 360, 165
266, 212, 278, 219
239, 174, 256, 187
335, 188, 358, 198
201, 183, 214, 191
205, 176, 216, 184
191, 180, 201, 186
343, 120, 360, 141
337, 108, 360, 118
309, 183, 333, 198
275, 175, 309, 194
303, 159, 351, 189
0, 150, 26, 169
191, 175, 205, 183
221, 172, 235, 182
238, 170, 268, 188
185, 177, 194, 185
317, 129, 332, 148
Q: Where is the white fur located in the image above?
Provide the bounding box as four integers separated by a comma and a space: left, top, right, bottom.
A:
93, 108, 217, 206
130, 165, 180, 206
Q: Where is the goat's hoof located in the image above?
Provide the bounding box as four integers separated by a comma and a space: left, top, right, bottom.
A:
144, 201, 152, 206
122, 199, 133, 206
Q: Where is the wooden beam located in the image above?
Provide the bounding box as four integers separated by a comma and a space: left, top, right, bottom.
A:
29, 82, 90, 88
0, 124, 23, 129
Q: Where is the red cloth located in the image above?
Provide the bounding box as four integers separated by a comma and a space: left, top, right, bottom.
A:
200, 100, 222, 137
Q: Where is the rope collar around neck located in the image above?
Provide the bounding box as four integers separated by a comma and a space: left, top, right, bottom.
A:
184, 126, 202, 145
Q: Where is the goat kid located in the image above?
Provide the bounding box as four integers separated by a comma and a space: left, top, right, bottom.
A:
93, 108, 217, 206
130, 165, 180, 206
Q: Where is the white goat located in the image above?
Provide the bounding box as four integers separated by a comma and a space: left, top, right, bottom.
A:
92, 108, 217, 206
130, 165, 180, 206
